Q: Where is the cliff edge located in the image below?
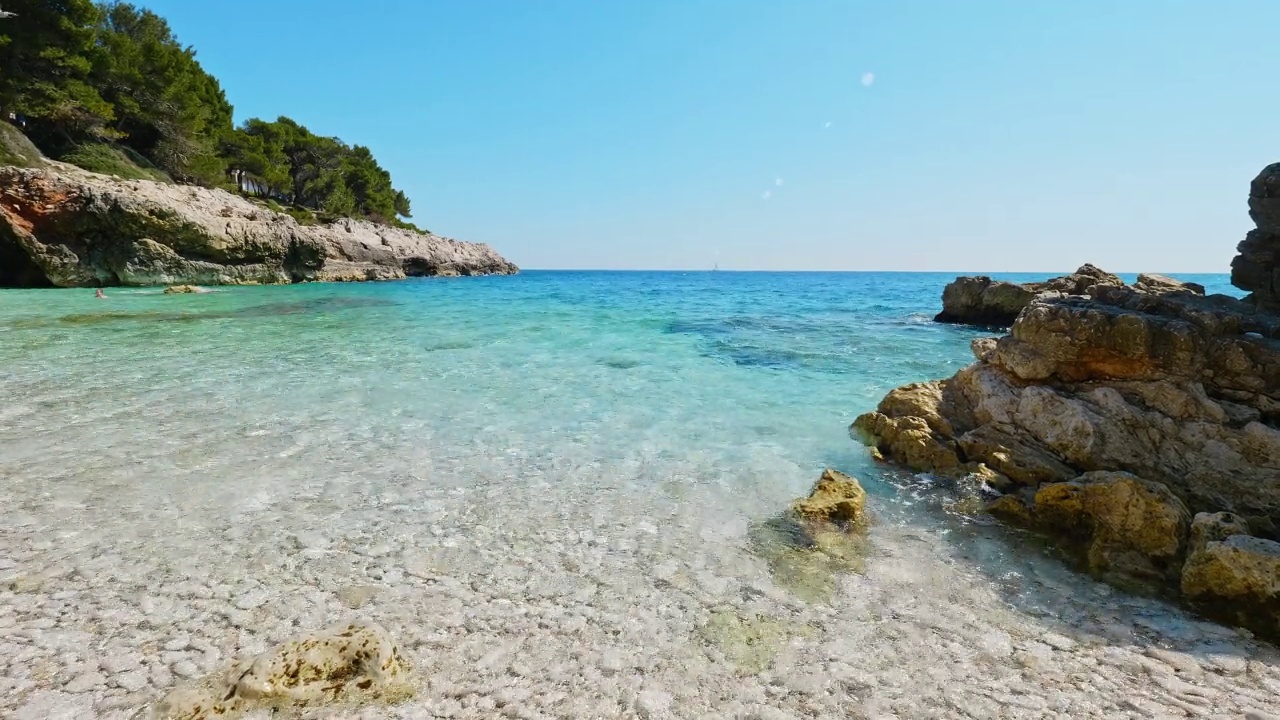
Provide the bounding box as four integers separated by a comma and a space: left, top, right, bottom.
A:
853, 163, 1280, 640
0, 164, 517, 288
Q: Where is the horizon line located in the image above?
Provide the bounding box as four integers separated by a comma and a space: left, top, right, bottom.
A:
515, 267, 1234, 275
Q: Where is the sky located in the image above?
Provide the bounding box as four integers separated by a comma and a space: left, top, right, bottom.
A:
140, 0, 1280, 272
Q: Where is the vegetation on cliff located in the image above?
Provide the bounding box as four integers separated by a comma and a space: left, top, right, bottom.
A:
0, 0, 413, 225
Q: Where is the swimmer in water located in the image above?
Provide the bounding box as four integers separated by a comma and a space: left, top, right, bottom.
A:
95, 288, 106, 299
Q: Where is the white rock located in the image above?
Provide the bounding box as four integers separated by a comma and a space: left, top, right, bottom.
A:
11, 690, 94, 720
100, 652, 141, 674
234, 589, 270, 610
113, 669, 150, 692
599, 650, 625, 674
162, 636, 190, 652
63, 671, 104, 693
636, 688, 673, 719
171, 660, 199, 678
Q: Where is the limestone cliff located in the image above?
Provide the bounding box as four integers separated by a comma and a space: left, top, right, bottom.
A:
0, 164, 517, 287
854, 163, 1280, 640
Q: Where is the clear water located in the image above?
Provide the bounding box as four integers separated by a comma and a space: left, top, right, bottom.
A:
1, 271, 1276, 720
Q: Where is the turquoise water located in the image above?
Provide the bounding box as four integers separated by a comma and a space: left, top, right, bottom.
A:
3, 271, 1276, 720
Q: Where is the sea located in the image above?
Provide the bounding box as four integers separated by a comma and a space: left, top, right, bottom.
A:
2, 270, 1277, 719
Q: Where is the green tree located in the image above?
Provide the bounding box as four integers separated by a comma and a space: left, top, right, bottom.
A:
0, 1, 417, 224
91, 2, 233, 183
0, 0, 114, 145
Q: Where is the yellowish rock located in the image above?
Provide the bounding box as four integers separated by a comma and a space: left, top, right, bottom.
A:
792, 468, 866, 528
1016, 472, 1190, 588
1181, 533, 1280, 640
136, 621, 412, 720
1187, 511, 1251, 552
851, 412, 961, 473
163, 285, 202, 294
987, 493, 1035, 527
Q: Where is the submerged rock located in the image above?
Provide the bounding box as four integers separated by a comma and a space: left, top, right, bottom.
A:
853, 161, 1280, 639
0, 165, 517, 288
749, 469, 871, 602
162, 285, 202, 294
135, 621, 412, 719
696, 609, 814, 675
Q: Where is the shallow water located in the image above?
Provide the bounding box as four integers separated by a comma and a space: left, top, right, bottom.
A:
2, 271, 1277, 719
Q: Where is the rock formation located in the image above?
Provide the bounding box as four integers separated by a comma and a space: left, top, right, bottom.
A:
934, 264, 1131, 326
933, 264, 1211, 328
0, 164, 517, 288
136, 621, 412, 719
854, 164, 1280, 640
1233, 162, 1280, 312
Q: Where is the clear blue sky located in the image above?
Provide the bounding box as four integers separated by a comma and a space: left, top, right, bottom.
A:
142, 0, 1279, 272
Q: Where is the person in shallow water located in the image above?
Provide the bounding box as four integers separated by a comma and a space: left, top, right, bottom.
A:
95, 288, 106, 298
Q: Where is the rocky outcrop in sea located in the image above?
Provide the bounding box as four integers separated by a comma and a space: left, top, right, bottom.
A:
854, 163, 1280, 641
933, 263, 1207, 327
0, 164, 518, 288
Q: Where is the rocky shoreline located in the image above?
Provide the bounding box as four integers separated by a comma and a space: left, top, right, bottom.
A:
0, 164, 517, 288
853, 163, 1280, 641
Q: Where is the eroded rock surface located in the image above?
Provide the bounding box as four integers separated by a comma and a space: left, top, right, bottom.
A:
750, 469, 870, 602
136, 621, 411, 719
0, 164, 517, 288
934, 263, 1132, 327
1234, 162, 1280, 312
990, 472, 1191, 590
855, 162, 1280, 639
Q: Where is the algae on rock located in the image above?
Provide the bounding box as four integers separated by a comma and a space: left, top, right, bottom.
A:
696, 609, 815, 675
749, 468, 871, 603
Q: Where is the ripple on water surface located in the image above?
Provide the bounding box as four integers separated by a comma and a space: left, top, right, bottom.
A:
1, 271, 1275, 719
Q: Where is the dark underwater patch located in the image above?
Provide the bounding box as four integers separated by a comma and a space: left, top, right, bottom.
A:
48, 296, 396, 327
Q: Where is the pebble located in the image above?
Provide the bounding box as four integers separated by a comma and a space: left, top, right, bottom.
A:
635, 688, 673, 719
162, 636, 190, 652
100, 653, 141, 675
171, 661, 198, 678
599, 650, 624, 674
63, 672, 103, 693
234, 589, 270, 611
1041, 632, 1077, 651
112, 670, 149, 692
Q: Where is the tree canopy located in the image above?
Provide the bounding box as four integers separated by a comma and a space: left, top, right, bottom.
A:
0, 0, 413, 222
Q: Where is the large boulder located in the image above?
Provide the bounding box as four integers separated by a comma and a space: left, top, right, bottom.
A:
1182, 532, 1280, 640
934, 276, 1037, 326
0, 165, 518, 288
992, 472, 1191, 589
138, 621, 411, 719
934, 264, 1125, 327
